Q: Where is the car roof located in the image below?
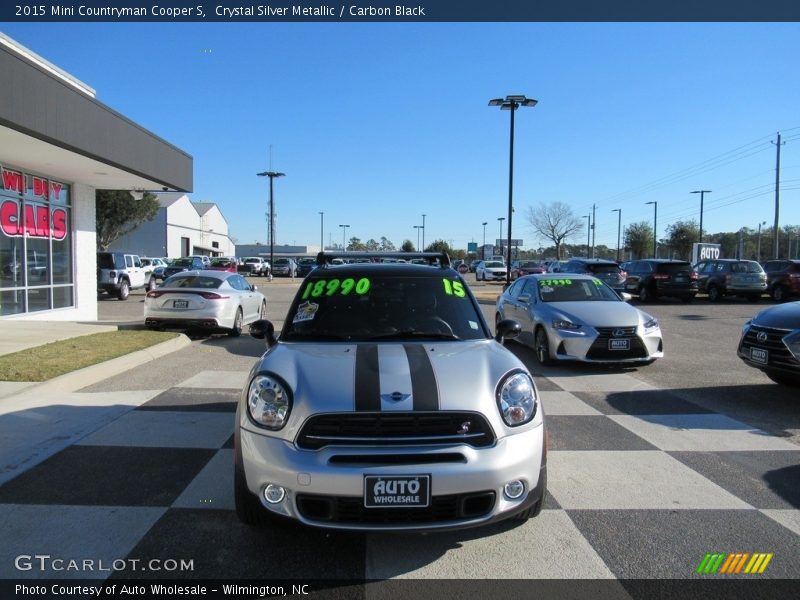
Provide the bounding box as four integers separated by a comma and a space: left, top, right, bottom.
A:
312, 263, 456, 278
165, 269, 232, 280
568, 258, 618, 264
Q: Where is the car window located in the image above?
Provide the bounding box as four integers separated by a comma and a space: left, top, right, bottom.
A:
538, 277, 620, 302
125, 255, 134, 268
162, 275, 222, 289
659, 262, 692, 275
587, 264, 621, 275
282, 274, 486, 342
97, 254, 118, 269
520, 279, 538, 297
732, 261, 763, 273
171, 258, 193, 267
484, 261, 504, 268
507, 278, 525, 298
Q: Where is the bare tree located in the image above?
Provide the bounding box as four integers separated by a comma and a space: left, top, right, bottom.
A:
526, 202, 583, 260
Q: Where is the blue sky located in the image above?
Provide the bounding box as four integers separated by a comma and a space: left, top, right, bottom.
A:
3, 22, 800, 252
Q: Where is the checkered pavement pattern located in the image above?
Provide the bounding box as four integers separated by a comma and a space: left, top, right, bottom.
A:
1, 367, 799, 581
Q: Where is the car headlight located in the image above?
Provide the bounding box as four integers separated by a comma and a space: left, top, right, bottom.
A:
247, 374, 292, 430
496, 371, 537, 427
643, 316, 659, 332
552, 319, 581, 331
741, 319, 752, 336
784, 331, 800, 362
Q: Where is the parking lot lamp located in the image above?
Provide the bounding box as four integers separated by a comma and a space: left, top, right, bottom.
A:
421, 214, 426, 251
413, 225, 422, 251
339, 224, 350, 251
584, 215, 591, 258
611, 208, 622, 262
757, 221, 767, 262
489, 94, 537, 285
319, 212, 324, 251
497, 217, 505, 258
482, 222, 488, 260
691, 190, 711, 243
645, 201, 658, 258
256, 170, 285, 274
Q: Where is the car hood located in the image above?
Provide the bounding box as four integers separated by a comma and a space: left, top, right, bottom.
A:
241, 339, 539, 441
752, 301, 800, 329
544, 301, 646, 327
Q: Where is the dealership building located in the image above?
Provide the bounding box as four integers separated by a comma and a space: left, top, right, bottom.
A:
0, 33, 192, 321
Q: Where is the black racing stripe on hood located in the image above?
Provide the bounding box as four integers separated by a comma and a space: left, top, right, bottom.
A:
404, 344, 439, 411
355, 344, 381, 412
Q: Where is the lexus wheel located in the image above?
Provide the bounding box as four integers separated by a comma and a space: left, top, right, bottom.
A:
535, 327, 553, 366
772, 285, 788, 302
707, 285, 721, 302
229, 308, 243, 337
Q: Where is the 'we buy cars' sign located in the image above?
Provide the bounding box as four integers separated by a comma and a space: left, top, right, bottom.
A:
0, 166, 68, 240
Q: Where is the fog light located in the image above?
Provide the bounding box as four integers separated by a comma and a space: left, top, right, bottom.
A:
504, 480, 525, 500
263, 484, 285, 504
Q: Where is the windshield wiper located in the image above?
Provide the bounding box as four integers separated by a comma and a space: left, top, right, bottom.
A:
368, 330, 460, 341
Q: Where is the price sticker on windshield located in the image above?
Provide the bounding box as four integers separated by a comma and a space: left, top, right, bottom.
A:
301, 277, 371, 300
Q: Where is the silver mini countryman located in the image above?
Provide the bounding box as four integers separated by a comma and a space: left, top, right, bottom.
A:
235, 252, 546, 532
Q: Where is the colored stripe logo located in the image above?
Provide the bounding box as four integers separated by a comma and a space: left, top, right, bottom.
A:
696, 552, 773, 574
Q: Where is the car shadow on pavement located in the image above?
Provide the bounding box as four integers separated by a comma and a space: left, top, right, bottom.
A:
193, 331, 267, 358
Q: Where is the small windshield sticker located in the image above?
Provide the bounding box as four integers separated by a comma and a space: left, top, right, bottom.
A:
540, 286, 554, 293
468, 321, 479, 330
293, 301, 319, 323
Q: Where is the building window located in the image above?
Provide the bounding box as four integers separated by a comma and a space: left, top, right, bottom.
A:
0, 164, 72, 316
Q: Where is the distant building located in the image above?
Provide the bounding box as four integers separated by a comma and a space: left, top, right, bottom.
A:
236, 244, 321, 259
109, 193, 235, 258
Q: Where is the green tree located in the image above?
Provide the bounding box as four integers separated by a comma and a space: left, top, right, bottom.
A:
424, 239, 452, 254
526, 201, 584, 260
379, 237, 396, 251
401, 239, 415, 252
665, 220, 700, 260
347, 237, 366, 251
365, 238, 380, 251
624, 221, 654, 259
96, 190, 160, 250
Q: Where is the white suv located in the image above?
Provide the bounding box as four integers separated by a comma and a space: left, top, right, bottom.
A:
97, 252, 156, 300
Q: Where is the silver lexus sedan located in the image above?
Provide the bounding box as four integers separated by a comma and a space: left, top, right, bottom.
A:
496, 274, 663, 366
235, 253, 546, 532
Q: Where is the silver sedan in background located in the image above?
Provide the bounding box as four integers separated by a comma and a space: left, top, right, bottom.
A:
144, 271, 266, 336
496, 274, 663, 366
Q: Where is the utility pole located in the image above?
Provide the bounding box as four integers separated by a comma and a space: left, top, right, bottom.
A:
611, 208, 621, 262
584, 214, 591, 258
773, 132, 784, 259
691, 190, 711, 243
591, 203, 596, 258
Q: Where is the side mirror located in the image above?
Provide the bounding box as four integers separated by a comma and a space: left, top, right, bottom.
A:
251, 285, 258, 292
495, 319, 522, 343
249, 319, 276, 347
517, 294, 531, 304
620, 292, 632, 302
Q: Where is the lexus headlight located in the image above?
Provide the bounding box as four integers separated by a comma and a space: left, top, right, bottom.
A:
247, 374, 292, 430
643, 316, 659, 332
552, 319, 581, 331
784, 331, 800, 362
496, 371, 537, 427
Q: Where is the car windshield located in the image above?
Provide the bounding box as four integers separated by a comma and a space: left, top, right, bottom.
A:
97, 253, 122, 269
298, 258, 315, 265
210, 258, 232, 266
244, 258, 261, 264
282, 274, 487, 342
519, 262, 539, 268
162, 275, 223, 289
659, 262, 692, 274
538, 277, 621, 302
731, 261, 763, 273
275, 259, 289, 265
484, 262, 504, 268
170, 258, 194, 267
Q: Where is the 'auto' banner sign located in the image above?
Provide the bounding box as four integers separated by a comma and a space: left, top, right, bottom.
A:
692, 243, 722, 264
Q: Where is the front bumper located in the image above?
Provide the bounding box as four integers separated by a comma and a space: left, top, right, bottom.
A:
238, 423, 545, 531
546, 326, 663, 363
737, 325, 800, 377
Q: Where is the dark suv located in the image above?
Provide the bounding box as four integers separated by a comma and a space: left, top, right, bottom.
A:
621, 259, 698, 303
762, 260, 800, 302
693, 259, 767, 302
737, 301, 800, 386
560, 258, 626, 293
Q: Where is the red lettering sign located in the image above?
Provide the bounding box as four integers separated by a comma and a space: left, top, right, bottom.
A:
50, 182, 63, 199
2, 169, 24, 193
0, 199, 67, 240
33, 176, 48, 198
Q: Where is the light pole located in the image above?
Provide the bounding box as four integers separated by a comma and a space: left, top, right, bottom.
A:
339, 224, 350, 251
691, 190, 711, 243
645, 201, 658, 258
256, 170, 285, 275
497, 217, 505, 258
489, 94, 537, 285
584, 215, 591, 258
319, 212, 324, 251
757, 221, 767, 262
611, 209, 622, 262
481, 221, 487, 260
421, 214, 426, 251
413, 225, 422, 251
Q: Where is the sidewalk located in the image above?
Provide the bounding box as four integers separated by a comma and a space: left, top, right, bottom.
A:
0, 320, 119, 357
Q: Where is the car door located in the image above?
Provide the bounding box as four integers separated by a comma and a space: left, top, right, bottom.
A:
237, 275, 260, 322
127, 255, 145, 288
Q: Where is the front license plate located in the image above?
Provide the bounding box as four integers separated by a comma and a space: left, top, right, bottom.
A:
364, 475, 430, 508
173, 300, 188, 309
609, 339, 630, 351
750, 347, 768, 364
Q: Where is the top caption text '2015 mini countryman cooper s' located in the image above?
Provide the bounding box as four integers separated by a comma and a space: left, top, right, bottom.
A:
234, 252, 547, 532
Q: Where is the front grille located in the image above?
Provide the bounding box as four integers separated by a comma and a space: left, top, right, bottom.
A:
587, 327, 647, 360
741, 326, 799, 369
295, 491, 496, 525
328, 453, 466, 465
297, 412, 496, 450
